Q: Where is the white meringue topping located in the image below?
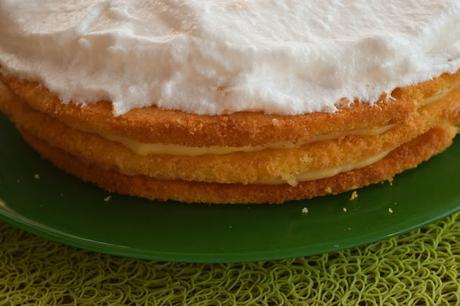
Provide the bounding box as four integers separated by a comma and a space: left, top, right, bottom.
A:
0, 0, 459, 115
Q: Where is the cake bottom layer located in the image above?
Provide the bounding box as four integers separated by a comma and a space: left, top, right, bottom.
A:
20, 126, 456, 204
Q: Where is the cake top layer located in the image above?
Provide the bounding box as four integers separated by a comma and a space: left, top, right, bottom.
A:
0, 0, 459, 116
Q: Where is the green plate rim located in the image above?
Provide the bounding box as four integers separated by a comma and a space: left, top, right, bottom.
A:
0, 192, 458, 263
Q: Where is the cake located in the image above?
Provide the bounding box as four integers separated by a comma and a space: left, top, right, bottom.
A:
0, 1, 459, 204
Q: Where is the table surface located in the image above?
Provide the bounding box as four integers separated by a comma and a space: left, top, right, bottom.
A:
0, 212, 458, 305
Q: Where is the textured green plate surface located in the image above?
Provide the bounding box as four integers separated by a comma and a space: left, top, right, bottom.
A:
0, 114, 459, 263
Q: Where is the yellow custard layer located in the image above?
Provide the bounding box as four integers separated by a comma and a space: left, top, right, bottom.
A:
262, 150, 391, 186
96, 78, 460, 157
101, 126, 393, 156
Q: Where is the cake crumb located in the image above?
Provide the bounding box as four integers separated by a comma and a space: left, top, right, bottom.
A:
387, 178, 394, 186
350, 191, 358, 201
324, 187, 332, 194
301, 207, 309, 214
388, 208, 394, 214
104, 195, 112, 203
342, 207, 348, 212
34, 174, 40, 180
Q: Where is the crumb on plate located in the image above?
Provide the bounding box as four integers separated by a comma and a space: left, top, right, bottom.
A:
350, 191, 358, 201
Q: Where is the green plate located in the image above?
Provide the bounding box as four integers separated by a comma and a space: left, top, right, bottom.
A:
0, 114, 459, 263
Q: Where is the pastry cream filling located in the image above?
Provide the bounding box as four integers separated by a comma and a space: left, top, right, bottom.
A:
115, 149, 391, 185
273, 150, 391, 186
421, 80, 460, 106
90, 80, 460, 156
101, 126, 393, 156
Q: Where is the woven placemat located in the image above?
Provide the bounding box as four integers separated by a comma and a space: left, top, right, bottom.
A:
0, 212, 458, 305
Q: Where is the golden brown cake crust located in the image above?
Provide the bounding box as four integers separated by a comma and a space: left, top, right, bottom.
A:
20, 126, 456, 204
1, 70, 459, 203
3, 71, 459, 147
1, 84, 458, 185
